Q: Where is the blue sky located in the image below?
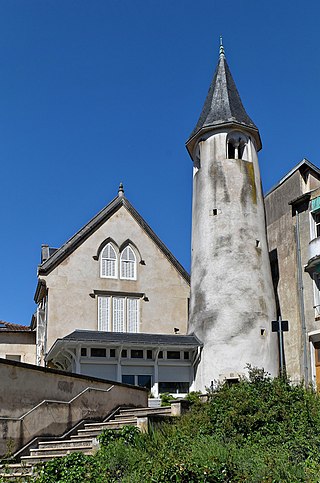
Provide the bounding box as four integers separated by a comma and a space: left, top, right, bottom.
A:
0, 0, 319, 325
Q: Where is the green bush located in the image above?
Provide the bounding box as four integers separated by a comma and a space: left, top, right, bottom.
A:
32, 369, 320, 482
160, 392, 175, 406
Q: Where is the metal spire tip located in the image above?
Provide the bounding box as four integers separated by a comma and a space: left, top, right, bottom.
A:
219, 35, 225, 58
118, 182, 124, 197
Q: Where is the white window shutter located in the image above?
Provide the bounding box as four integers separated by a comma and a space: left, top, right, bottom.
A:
101, 243, 117, 278
113, 297, 125, 332
98, 296, 110, 331
127, 298, 138, 333
120, 246, 136, 279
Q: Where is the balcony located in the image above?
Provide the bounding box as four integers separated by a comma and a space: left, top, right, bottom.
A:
305, 237, 320, 273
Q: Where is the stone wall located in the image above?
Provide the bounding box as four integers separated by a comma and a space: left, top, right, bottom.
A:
0, 358, 147, 457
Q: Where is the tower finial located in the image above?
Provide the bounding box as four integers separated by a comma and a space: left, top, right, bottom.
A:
118, 182, 124, 197
219, 35, 225, 58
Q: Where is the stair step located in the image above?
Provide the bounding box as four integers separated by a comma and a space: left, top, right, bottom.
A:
30, 444, 92, 457
119, 407, 171, 417
0, 463, 33, 477
84, 419, 137, 429
38, 438, 93, 449
21, 450, 92, 464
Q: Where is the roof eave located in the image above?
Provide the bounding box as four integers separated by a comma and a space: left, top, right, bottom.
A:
185, 121, 262, 161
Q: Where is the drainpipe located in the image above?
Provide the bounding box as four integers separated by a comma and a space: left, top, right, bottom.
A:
295, 209, 309, 386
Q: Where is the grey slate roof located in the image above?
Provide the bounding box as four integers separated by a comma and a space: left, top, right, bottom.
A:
59, 329, 202, 347
189, 54, 257, 139
37, 194, 190, 284
186, 50, 261, 156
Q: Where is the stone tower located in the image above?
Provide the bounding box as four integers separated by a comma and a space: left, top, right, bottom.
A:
187, 41, 279, 391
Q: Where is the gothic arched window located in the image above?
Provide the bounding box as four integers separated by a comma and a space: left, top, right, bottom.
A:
226, 132, 248, 160
100, 243, 118, 278
120, 245, 137, 280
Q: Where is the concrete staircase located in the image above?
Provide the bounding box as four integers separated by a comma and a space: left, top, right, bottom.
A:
0, 405, 173, 480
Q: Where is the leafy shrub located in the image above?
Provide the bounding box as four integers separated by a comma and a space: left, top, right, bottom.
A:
185, 390, 202, 404
160, 392, 175, 406
32, 368, 320, 482
98, 425, 140, 448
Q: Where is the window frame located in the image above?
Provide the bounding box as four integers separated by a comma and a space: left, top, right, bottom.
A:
100, 242, 118, 279
98, 295, 140, 333
120, 245, 137, 280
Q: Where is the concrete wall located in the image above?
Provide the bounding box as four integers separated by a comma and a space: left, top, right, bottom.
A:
0, 358, 147, 457
189, 129, 278, 390
265, 169, 320, 383
41, 205, 189, 354
0, 332, 36, 364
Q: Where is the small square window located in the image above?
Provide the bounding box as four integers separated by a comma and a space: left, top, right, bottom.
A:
121, 349, 127, 358
91, 348, 106, 357
131, 349, 143, 359
184, 351, 189, 360
147, 350, 153, 359
110, 349, 116, 358
81, 348, 87, 357
6, 354, 21, 362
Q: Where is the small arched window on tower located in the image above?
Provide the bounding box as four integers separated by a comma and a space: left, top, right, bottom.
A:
120, 245, 137, 280
101, 243, 118, 278
227, 132, 248, 160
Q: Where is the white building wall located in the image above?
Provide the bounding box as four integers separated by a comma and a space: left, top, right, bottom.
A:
189, 129, 279, 390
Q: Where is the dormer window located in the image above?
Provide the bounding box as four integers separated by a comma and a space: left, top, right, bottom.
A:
227, 132, 248, 160
100, 243, 117, 278
120, 246, 136, 280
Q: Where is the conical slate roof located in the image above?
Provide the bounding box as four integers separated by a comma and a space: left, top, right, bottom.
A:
187, 44, 260, 152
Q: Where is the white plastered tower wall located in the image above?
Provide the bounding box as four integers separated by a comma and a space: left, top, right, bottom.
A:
187, 43, 279, 391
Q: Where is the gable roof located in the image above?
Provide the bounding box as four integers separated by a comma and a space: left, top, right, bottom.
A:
38, 193, 190, 284
264, 158, 320, 197
186, 44, 261, 157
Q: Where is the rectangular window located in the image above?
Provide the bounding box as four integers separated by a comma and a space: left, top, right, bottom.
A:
158, 351, 163, 359
159, 382, 189, 394
147, 350, 153, 359
127, 298, 138, 332
167, 351, 181, 360
313, 274, 320, 317
138, 375, 152, 390
184, 351, 189, 360
110, 349, 116, 358
5, 354, 21, 362
98, 296, 139, 333
315, 213, 320, 238
98, 296, 111, 331
121, 349, 127, 358
113, 297, 125, 332
81, 348, 87, 357
91, 348, 106, 357
122, 375, 135, 385
131, 349, 144, 359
